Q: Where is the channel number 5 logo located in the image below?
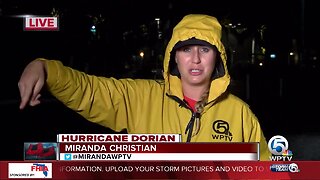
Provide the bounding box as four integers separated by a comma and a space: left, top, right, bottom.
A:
268, 135, 289, 155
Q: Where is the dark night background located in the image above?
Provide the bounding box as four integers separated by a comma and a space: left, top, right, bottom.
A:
0, 0, 319, 160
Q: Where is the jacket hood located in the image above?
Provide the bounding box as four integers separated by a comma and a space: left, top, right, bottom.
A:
163, 14, 230, 103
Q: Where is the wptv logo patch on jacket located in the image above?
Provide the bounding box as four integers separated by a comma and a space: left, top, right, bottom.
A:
268, 135, 293, 161
24, 16, 59, 31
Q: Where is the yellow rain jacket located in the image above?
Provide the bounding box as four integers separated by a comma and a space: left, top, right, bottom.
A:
42, 14, 271, 160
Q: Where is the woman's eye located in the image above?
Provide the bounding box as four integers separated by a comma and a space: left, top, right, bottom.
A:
182, 47, 191, 52
200, 47, 210, 52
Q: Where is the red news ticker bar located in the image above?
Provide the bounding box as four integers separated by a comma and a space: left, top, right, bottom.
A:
2, 161, 319, 179
59, 142, 258, 153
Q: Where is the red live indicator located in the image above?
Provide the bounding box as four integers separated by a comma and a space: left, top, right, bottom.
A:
24, 17, 59, 31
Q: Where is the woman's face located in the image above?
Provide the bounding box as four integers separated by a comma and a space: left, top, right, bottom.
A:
175, 45, 217, 87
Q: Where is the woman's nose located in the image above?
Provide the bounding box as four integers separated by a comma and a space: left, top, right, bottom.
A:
191, 47, 201, 64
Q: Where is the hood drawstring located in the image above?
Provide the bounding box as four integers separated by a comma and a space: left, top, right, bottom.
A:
166, 91, 208, 142
185, 89, 209, 141
185, 112, 200, 142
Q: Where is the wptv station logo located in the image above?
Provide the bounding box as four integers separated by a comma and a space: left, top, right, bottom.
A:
24, 16, 59, 31
268, 135, 293, 161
